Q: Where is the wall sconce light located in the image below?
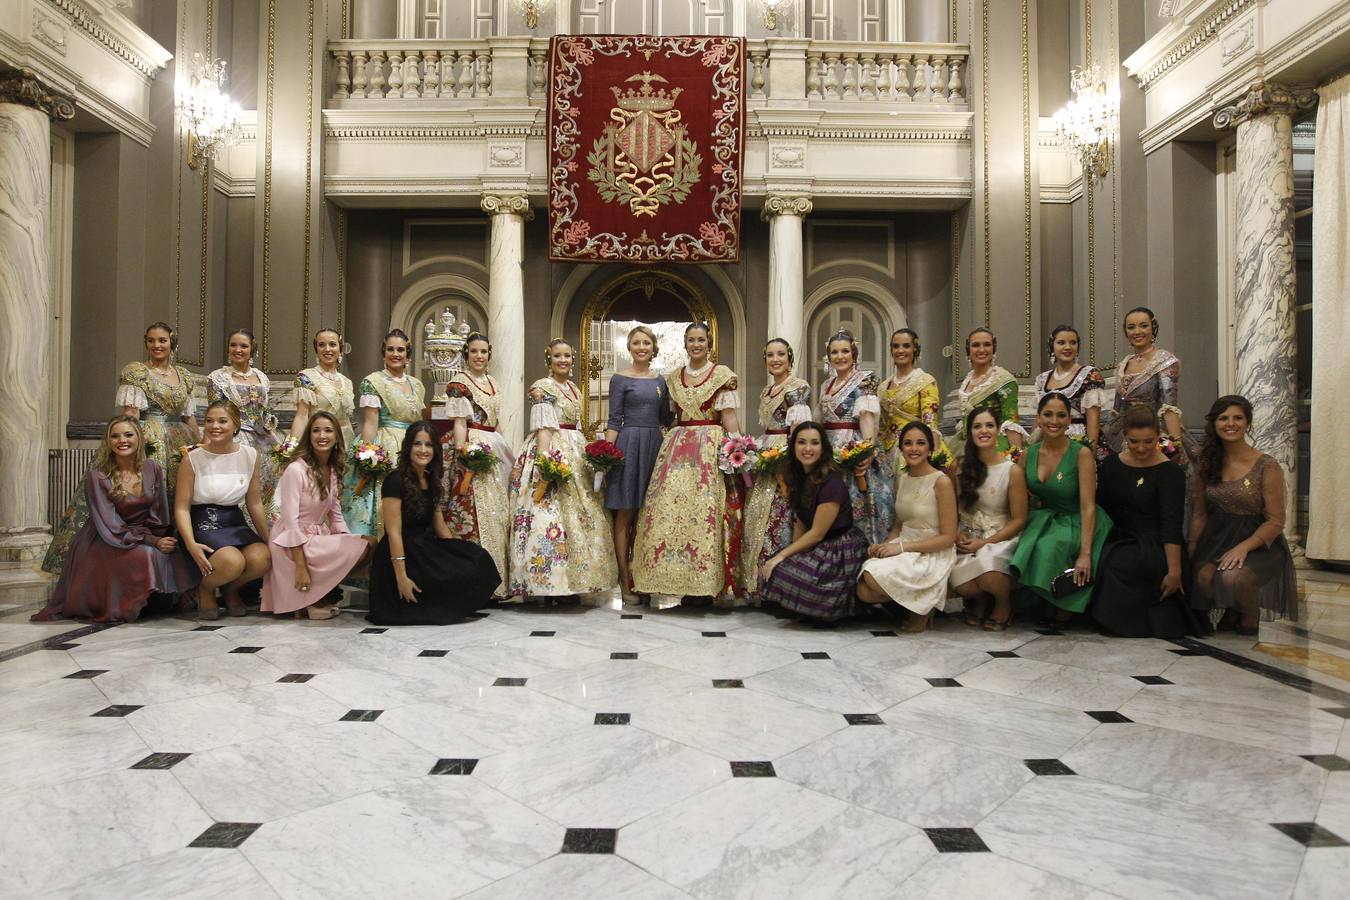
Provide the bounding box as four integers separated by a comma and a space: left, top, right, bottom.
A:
519, 0, 549, 29
176, 52, 242, 170
761, 0, 789, 31
1052, 65, 1117, 180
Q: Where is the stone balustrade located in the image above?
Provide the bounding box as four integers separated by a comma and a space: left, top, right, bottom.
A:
327, 37, 967, 108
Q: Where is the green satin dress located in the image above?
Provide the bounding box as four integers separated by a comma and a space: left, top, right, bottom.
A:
1010, 442, 1112, 613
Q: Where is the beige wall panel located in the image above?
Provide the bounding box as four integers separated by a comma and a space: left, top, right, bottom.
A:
345, 210, 395, 380
1040, 202, 1075, 342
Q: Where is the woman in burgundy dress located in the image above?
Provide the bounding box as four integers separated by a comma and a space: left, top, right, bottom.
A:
33, 416, 199, 623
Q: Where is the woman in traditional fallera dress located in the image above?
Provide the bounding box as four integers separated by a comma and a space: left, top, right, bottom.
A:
1188, 395, 1297, 635
950, 408, 1028, 631
370, 423, 500, 625
759, 422, 870, 623
1101, 307, 1198, 464
262, 412, 369, 620
1092, 405, 1203, 638
1033, 325, 1106, 448
632, 323, 742, 603
1010, 392, 1112, 621
175, 400, 272, 620
42, 322, 200, 576
207, 328, 283, 515
289, 328, 356, 447
878, 328, 953, 472
857, 422, 959, 633
508, 339, 617, 600
441, 333, 515, 598
33, 417, 198, 623
343, 329, 427, 538
603, 326, 673, 605
952, 327, 1027, 458
817, 330, 894, 544
736, 338, 812, 603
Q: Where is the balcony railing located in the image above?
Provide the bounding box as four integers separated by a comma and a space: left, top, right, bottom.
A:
327, 37, 968, 107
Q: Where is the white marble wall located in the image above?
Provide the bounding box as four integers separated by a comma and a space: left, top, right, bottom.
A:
482, 194, 532, 448
762, 196, 812, 370
0, 101, 54, 562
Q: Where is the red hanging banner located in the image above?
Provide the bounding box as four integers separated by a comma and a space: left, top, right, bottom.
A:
547, 35, 745, 263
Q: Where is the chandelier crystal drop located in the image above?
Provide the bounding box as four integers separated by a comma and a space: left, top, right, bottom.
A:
518, 0, 546, 29
1052, 65, 1117, 180
176, 52, 243, 170
761, 0, 789, 30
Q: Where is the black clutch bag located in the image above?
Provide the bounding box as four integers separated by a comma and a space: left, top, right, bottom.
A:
1051, 567, 1090, 599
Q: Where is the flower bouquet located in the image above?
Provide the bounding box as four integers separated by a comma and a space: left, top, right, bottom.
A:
583, 439, 625, 493
718, 434, 760, 491
834, 438, 876, 493
751, 444, 790, 497
352, 440, 394, 496
269, 436, 301, 469
454, 442, 498, 496
1001, 444, 1026, 465
170, 443, 199, 468
532, 449, 572, 504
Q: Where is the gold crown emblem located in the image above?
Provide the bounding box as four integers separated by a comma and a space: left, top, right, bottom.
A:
610, 72, 682, 113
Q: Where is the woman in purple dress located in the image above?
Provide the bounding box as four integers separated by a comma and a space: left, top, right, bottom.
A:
603, 326, 673, 604
33, 416, 198, 623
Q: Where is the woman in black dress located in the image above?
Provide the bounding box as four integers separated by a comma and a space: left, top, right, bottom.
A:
369, 422, 500, 625
1091, 405, 1203, 638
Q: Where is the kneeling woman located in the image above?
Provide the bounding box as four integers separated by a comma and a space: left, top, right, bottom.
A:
369, 423, 500, 625
1092, 405, 1203, 638
759, 422, 870, 623
857, 422, 959, 633
175, 400, 272, 620
262, 412, 370, 619
1009, 392, 1112, 621
34, 416, 198, 623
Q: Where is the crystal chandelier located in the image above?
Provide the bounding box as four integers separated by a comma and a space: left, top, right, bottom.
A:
1052, 66, 1116, 180
176, 52, 242, 170
518, 0, 549, 29
761, 0, 789, 30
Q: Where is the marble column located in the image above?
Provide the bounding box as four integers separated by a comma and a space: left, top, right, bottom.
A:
481, 193, 532, 448
1215, 82, 1317, 548
0, 71, 74, 573
761, 196, 812, 370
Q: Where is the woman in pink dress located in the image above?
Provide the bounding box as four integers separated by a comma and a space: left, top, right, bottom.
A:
263, 412, 370, 619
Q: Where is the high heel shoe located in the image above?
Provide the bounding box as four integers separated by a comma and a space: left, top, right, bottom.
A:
900, 610, 933, 634
983, 611, 1013, 632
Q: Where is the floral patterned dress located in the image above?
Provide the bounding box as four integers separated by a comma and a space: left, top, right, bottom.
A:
879, 368, 953, 471
818, 368, 895, 544
42, 363, 198, 576
342, 370, 426, 537
953, 365, 1027, 457
293, 366, 355, 446
442, 372, 515, 597
207, 367, 282, 515
1034, 365, 1107, 447
1102, 349, 1198, 464
632, 364, 740, 599
507, 378, 616, 598
735, 376, 811, 602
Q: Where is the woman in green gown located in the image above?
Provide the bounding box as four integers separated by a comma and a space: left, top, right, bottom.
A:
1010, 391, 1112, 620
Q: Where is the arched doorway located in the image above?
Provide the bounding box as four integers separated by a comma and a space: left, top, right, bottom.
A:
579, 270, 717, 433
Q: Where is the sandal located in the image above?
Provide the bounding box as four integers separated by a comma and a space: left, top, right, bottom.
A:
983, 612, 1013, 632
305, 604, 340, 620
963, 609, 983, 627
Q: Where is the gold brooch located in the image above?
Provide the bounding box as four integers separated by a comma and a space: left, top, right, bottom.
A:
1056, 472, 1064, 482
1243, 478, 1252, 489
1136, 477, 1145, 487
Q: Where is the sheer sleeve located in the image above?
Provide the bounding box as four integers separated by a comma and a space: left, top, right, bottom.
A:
1254, 456, 1287, 548
358, 377, 382, 410
785, 386, 812, 429
529, 381, 561, 432
443, 381, 473, 420
1157, 360, 1183, 422
1080, 368, 1108, 411
115, 366, 148, 411
1157, 462, 1186, 546
713, 388, 739, 411
84, 471, 146, 549
206, 372, 226, 405
269, 463, 311, 549
997, 382, 1029, 437
605, 376, 626, 431
294, 372, 320, 408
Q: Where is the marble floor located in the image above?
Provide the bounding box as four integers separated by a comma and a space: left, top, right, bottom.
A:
2, 595, 1349, 899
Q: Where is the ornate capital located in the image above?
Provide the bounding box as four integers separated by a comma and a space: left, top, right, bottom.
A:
0, 69, 75, 121
1214, 81, 1317, 130
480, 193, 534, 221
760, 195, 813, 222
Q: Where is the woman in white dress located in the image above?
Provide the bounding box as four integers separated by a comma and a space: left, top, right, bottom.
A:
857, 421, 958, 633
289, 328, 355, 446
950, 408, 1028, 631
174, 400, 272, 620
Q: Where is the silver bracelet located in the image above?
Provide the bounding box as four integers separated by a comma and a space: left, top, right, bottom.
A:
392, 555, 406, 561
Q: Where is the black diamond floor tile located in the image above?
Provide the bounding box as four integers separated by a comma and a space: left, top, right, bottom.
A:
1133, 675, 1173, 685
730, 761, 776, 777
987, 650, 1019, 658
620, 614, 643, 619
277, 673, 314, 683
418, 650, 450, 657
1270, 822, 1350, 848
192, 625, 223, 632
561, 828, 617, 854
926, 678, 962, 687
610, 652, 638, 660
530, 631, 556, 637
1024, 758, 1076, 776
430, 758, 479, 776
712, 679, 744, 689
844, 713, 884, 725
63, 669, 107, 679
189, 822, 262, 849
91, 705, 141, 717
494, 677, 528, 687
1300, 754, 1350, 772
594, 713, 630, 725
870, 630, 898, 637
924, 827, 990, 853
229, 646, 264, 654
1086, 710, 1133, 723
360, 628, 387, 634
131, 752, 192, 770
702, 631, 727, 638
340, 709, 383, 722
801, 652, 831, 660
